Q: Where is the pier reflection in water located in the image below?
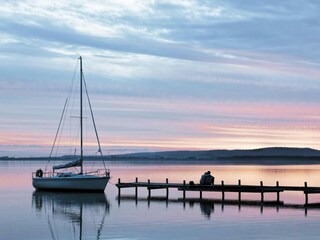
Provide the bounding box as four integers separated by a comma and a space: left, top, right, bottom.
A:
117, 195, 320, 219
32, 192, 110, 240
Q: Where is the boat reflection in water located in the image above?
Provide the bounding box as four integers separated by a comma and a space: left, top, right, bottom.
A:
32, 191, 110, 240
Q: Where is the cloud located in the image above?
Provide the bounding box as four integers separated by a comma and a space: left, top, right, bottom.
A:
0, 0, 318, 63
1, 1, 320, 156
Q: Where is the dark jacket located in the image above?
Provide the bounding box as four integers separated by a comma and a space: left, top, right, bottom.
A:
200, 173, 214, 185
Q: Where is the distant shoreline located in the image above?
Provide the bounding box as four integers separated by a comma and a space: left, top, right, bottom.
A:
1, 156, 320, 165
2, 147, 320, 165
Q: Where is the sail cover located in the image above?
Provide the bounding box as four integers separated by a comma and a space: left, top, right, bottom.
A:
53, 158, 81, 170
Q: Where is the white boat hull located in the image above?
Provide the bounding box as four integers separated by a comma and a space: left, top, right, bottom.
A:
33, 175, 110, 192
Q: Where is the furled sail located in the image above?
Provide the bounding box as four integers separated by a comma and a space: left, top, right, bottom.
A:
53, 158, 81, 170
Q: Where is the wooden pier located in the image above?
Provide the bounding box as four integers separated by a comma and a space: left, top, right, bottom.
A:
116, 178, 320, 206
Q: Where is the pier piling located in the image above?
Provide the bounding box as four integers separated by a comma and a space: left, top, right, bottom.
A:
118, 178, 121, 197
260, 181, 264, 203
166, 178, 169, 199
238, 180, 241, 202
183, 180, 186, 199
221, 181, 225, 201
276, 181, 280, 203
148, 179, 151, 199
135, 177, 138, 199
305, 182, 308, 206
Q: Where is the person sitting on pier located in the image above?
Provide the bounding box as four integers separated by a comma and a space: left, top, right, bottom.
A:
200, 171, 214, 185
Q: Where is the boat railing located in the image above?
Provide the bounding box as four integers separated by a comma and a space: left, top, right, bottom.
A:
32, 171, 55, 178
32, 169, 110, 178
84, 169, 111, 177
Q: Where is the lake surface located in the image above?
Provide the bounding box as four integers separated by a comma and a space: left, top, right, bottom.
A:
1, 161, 320, 240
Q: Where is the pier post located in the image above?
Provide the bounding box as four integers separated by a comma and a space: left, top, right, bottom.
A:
166, 178, 169, 199
183, 180, 186, 208
200, 190, 202, 199
148, 179, 151, 199
221, 181, 225, 201
305, 182, 308, 206
118, 178, 121, 197
276, 181, 280, 203
118, 178, 121, 206
238, 180, 241, 202
260, 181, 264, 203
304, 182, 308, 216
135, 177, 138, 199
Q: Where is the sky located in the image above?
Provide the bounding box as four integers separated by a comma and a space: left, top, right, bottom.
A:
1, 0, 320, 157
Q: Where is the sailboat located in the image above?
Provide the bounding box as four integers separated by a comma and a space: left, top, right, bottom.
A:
32, 56, 110, 192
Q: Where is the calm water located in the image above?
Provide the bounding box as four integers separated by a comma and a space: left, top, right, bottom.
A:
1, 161, 320, 240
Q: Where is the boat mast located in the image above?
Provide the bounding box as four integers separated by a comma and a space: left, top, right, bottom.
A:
80, 56, 83, 174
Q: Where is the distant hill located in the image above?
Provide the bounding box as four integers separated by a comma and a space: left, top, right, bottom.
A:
2, 147, 320, 164
111, 147, 320, 162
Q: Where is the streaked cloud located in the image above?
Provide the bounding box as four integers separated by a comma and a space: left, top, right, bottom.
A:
1, 0, 320, 157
